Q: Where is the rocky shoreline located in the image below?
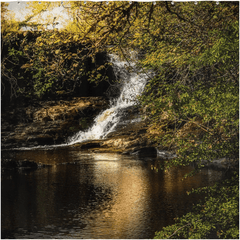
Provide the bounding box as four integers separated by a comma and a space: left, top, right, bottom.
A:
1, 97, 109, 149
2, 97, 238, 172
1, 95, 158, 152
1, 96, 163, 171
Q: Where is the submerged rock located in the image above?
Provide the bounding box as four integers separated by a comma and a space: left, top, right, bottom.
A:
1, 159, 50, 171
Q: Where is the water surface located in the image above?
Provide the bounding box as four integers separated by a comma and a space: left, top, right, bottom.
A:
1, 148, 224, 239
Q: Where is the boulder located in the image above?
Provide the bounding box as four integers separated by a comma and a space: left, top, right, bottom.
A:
130, 147, 158, 157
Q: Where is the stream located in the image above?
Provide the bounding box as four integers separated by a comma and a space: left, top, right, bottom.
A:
1, 148, 225, 239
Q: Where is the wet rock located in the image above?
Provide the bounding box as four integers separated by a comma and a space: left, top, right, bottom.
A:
18, 160, 39, 169
2, 96, 156, 155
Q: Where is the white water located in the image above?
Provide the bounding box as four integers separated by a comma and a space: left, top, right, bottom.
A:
67, 54, 149, 145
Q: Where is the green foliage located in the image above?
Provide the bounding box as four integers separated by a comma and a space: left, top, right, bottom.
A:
20, 30, 86, 98
1, 2, 239, 238
1, 30, 112, 100
134, 4, 239, 238
154, 173, 239, 239
139, 16, 239, 170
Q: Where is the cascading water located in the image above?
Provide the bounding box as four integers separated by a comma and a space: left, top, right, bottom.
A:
67, 54, 149, 145
12, 54, 150, 150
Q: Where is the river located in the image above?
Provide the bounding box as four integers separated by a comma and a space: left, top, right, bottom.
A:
1, 147, 224, 239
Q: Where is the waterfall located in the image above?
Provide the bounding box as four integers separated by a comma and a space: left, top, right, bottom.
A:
12, 54, 149, 151
67, 54, 149, 145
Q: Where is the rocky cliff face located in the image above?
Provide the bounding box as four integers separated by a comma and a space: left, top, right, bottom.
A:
1, 95, 158, 159
1, 97, 109, 149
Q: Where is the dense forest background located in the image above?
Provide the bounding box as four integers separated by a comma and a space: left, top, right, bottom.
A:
1, 30, 117, 107
1, 1, 239, 238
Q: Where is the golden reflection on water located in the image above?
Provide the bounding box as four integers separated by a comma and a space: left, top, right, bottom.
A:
80, 153, 149, 238
81, 153, 225, 238
92, 153, 120, 165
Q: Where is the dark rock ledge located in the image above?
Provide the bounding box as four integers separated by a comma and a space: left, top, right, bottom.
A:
1, 97, 109, 150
